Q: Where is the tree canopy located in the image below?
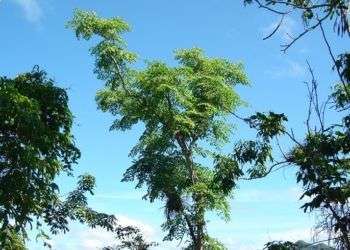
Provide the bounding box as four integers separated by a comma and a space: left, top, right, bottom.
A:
68, 9, 256, 249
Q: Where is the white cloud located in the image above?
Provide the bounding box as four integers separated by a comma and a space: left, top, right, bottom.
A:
265, 228, 313, 242
49, 214, 156, 250
235, 186, 303, 203
287, 60, 305, 76
12, 0, 42, 23
117, 214, 155, 239
46, 211, 317, 250
265, 60, 306, 79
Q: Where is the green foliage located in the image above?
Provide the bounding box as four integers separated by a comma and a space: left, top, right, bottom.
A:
0, 68, 79, 247
68, 9, 130, 41
232, 112, 287, 179
67, 9, 137, 82
286, 57, 350, 245
0, 68, 135, 249
0, 228, 26, 250
247, 112, 287, 141
212, 155, 243, 195
44, 174, 116, 236
103, 229, 158, 250
289, 128, 350, 244
234, 140, 273, 178
69, 10, 249, 248
184, 235, 228, 250
335, 53, 350, 83
286, 58, 350, 248
264, 241, 297, 250
332, 83, 350, 109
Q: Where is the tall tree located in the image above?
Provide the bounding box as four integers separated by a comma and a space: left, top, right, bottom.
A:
0, 68, 135, 249
68, 10, 251, 249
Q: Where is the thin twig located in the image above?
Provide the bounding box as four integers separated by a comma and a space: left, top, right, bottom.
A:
283, 128, 303, 147
240, 160, 290, 180
230, 111, 249, 122
276, 137, 288, 161
263, 14, 285, 40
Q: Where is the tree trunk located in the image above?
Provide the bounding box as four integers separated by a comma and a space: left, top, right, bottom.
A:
193, 195, 205, 250
194, 222, 204, 250
340, 227, 350, 250
194, 240, 203, 250
339, 229, 350, 249
175, 135, 205, 249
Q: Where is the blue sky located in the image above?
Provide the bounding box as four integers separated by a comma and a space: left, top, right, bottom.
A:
0, 0, 348, 249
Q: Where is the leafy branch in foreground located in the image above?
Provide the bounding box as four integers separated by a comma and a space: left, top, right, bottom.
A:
0, 68, 140, 249
247, 64, 350, 249
243, 1, 350, 248
291, 65, 350, 249
254, 64, 350, 249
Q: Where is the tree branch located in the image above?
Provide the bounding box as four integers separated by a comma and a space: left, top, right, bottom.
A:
281, 12, 331, 53
319, 20, 350, 99
253, 0, 288, 15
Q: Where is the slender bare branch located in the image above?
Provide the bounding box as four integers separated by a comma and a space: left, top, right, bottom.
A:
305, 78, 314, 134
240, 160, 290, 180
263, 14, 285, 40
267, 1, 330, 10
276, 137, 288, 161
306, 61, 325, 132
283, 128, 303, 147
